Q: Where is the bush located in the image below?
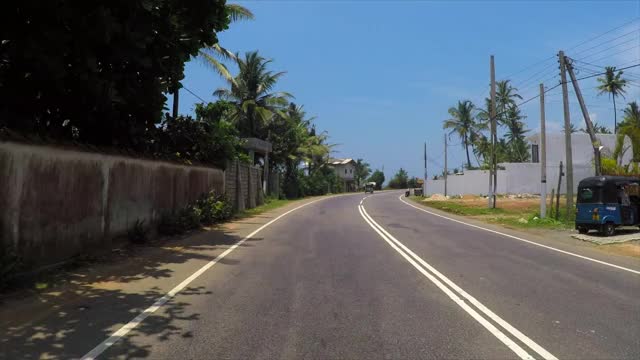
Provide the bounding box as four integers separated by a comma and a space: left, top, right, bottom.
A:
158, 191, 233, 236
196, 191, 233, 225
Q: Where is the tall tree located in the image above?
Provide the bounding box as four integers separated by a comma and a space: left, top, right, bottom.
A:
180, 4, 255, 117
597, 66, 627, 133
354, 159, 372, 188
0, 0, 229, 147
368, 170, 385, 190
443, 100, 477, 168
388, 168, 409, 189
214, 51, 292, 138
495, 80, 522, 125
620, 101, 640, 128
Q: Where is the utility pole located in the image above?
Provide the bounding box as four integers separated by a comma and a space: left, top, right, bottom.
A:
488, 55, 497, 208
559, 51, 574, 218
424, 142, 428, 197
540, 83, 547, 218
565, 56, 602, 176
444, 134, 448, 197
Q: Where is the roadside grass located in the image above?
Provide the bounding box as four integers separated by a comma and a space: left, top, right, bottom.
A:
408, 195, 573, 231
233, 198, 298, 220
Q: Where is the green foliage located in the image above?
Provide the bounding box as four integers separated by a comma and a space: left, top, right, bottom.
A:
127, 219, 148, 244
354, 159, 372, 188
158, 191, 232, 236
601, 157, 640, 176
597, 66, 628, 131
214, 51, 292, 138
407, 177, 420, 188
155, 100, 244, 168
368, 170, 385, 190
444, 100, 480, 168
388, 168, 409, 189
196, 191, 234, 225
0, 0, 229, 147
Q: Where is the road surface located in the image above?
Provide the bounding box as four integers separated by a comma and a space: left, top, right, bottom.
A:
2, 191, 639, 359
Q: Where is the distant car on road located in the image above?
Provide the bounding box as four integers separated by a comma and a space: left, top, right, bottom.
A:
364, 182, 376, 194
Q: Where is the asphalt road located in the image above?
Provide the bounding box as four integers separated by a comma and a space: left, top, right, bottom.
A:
2, 191, 639, 359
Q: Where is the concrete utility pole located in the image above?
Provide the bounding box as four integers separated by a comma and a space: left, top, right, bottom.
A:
424, 142, 428, 197
559, 51, 574, 217
565, 56, 602, 176
539, 83, 547, 218
444, 134, 448, 197
488, 55, 497, 208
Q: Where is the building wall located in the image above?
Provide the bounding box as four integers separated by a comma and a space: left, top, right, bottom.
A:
334, 163, 356, 180
0, 141, 266, 269
530, 133, 633, 165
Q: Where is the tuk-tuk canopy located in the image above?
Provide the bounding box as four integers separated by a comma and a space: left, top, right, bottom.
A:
578, 176, 640, 204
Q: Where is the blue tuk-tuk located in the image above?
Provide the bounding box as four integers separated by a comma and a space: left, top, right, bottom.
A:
575, 176, 640, 236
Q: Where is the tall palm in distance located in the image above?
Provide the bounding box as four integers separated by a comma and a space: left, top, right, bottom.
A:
620, 101, 639, 128
443, 100, 478, 169
597, 66, 627, 133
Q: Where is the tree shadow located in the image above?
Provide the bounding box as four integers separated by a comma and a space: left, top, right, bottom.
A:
0, 225, 251, 359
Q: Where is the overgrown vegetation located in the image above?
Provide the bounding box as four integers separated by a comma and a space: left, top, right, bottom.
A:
158, 191, 233, 236
127, 219, 149, 244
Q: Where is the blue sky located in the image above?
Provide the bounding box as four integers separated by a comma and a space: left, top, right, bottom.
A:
180, 0, 640, 181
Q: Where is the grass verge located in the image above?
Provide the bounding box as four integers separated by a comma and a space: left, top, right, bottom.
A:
233, 198, 301, 220
407, 196, 573, 231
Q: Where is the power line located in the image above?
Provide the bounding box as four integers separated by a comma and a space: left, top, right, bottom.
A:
183, 86, 207, 103
576, 37, 640, 61
583, 45, 640, 67
567, 17, 639, 52
572, 28, 640, 57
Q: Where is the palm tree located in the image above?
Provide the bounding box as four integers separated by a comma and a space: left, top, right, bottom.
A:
597, 66, 627, 133
214, 51, 293, 137
443, 100, 477, 168
495, 80, 522, 125
620, 101, 639, 128
172, 4, 255, 117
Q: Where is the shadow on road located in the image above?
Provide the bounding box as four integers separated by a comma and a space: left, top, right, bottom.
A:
0, 225, 252, 359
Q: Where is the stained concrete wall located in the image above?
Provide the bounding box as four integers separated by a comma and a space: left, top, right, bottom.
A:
0, 141, 224, 268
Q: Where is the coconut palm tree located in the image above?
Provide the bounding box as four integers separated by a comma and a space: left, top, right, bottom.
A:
495, 80, 522, 125
597, 66, 627, 133
443, 100, 477, 169
172, 4, 255, 117
214, 51, 293, 137
620, 101, 639, 128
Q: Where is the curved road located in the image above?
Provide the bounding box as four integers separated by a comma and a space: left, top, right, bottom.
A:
2, 191, 639, 359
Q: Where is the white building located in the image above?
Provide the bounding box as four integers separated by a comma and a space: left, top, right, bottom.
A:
426, 133, 634, 196
329, 158, 356, 191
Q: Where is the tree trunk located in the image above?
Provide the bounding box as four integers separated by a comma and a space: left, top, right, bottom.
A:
613, 95, 617, 134
464, 135, 472, 169
172, 88, 179, 119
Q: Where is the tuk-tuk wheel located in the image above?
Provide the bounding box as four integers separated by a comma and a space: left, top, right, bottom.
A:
600, 223, 616, 237
577, 227, 589, 235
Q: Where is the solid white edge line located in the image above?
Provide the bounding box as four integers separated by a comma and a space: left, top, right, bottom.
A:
399, 195, 640, 276
81, 197, 326, 360
360, 205, 557, 360
357, 206, 537, 360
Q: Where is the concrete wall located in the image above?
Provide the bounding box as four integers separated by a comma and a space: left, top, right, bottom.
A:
426, 163, 594, 196
529, 133, 633, 165
224, 160, 265, 212
0, 141, 228, 268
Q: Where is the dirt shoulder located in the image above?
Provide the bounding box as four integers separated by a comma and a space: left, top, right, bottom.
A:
409, 195, 640, 260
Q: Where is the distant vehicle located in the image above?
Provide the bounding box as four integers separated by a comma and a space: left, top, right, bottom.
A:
575, 176, 640, 236
364, 182, 376, 194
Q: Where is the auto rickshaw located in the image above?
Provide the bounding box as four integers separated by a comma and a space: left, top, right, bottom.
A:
364, 182, 376, 194
575, 176, 640, 236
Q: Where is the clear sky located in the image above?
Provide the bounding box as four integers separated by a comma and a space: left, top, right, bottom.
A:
180, 0, 640, 181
